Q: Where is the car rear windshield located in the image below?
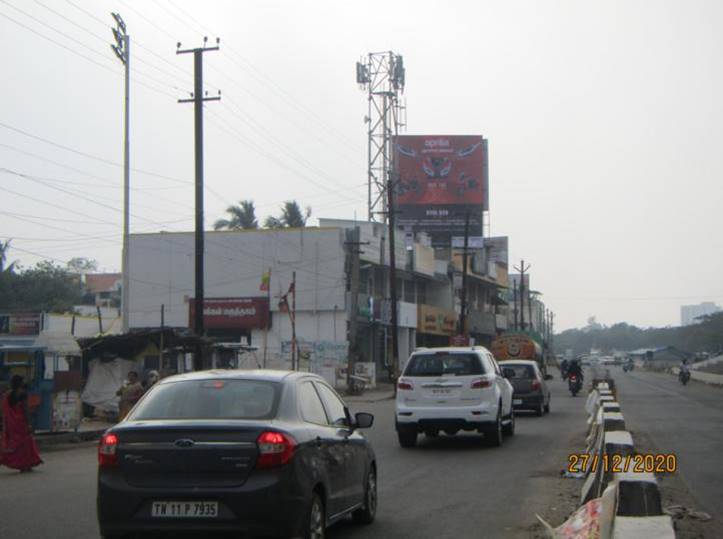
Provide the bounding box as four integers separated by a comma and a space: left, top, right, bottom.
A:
503, 364, 536, 379
129, 379, 280, 420
404, 353, 485, 377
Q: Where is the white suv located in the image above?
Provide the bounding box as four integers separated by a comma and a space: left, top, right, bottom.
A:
395, 346, 515, 447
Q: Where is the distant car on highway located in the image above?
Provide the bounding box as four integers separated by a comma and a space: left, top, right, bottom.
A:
395, 346, 514, 447
498, 360, 551, 416
97, 370, 377, 539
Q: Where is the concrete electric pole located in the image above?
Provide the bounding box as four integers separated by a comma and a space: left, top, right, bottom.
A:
177, 37, 221, 370
110, 12, 130, 333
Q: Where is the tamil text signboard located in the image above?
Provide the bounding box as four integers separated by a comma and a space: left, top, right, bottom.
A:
188, 298, 269, 329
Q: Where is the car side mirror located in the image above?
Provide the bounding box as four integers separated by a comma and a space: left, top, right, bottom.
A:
544, 374, 554, 381
502, 368, 515, 379
354, 412, 374, 429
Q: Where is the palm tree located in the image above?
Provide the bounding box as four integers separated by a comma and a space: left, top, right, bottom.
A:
264, 201, 312, 229
213, 200, 258, 231
0, 239, 16, 273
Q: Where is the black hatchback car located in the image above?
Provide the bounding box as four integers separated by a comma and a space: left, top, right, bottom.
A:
97, 370, 377, 538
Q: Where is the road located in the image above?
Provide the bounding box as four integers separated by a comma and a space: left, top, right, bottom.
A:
0, 375, 588, 539
612, 368, 723, 526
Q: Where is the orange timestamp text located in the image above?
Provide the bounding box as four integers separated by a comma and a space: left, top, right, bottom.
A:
567, 453, 677, 474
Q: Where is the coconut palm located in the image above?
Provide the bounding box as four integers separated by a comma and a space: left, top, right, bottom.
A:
264, 201, 312, 229
213, 200, 259, 231
0, 239, 17, 273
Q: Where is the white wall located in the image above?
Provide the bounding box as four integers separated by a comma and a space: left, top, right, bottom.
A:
128, 228, 347, 329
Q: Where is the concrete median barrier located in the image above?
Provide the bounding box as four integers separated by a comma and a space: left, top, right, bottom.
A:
602, 411, 626, 432
612, 516, 675, 538
549, 378, 675, 538
614, 471, 663, 517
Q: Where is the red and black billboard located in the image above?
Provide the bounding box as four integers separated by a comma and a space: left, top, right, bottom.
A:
188, 298, 269, 330
0, 312, 41, 336
394, 135, 488, 246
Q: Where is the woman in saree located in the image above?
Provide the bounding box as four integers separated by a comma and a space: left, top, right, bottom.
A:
0, 375, 42, 472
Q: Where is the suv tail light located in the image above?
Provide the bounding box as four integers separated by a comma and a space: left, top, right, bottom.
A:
531, 379, 541, 391
471, 378, 492, 389
397, 379, 414, 391
98, 433, 119, 467
256, 431, 296, 469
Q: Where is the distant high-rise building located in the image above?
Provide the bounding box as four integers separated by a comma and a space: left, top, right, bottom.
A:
680, 302, 721, 326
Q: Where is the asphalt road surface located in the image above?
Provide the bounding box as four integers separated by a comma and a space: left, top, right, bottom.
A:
612, 368, 723, 526
0, 374, 590, 539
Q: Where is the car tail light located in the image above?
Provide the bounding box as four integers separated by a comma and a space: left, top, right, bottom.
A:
397, 379, 414, 391
256, 431, 296, 469
471, 378, 492, 389
98, 433, 119, 467
531, 379, 541, 391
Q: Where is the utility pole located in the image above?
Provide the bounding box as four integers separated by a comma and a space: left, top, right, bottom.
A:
160, 304, 165, 373
177, 37, 220, 371
345, 227, 365, 390
514, 260, 531, 331
291, 271, 297, 370
262, 267, 271, 368
458, 212, 471, 338
110, 13, 130, 334
512, 280, 519, 331
386, 179, 400, 382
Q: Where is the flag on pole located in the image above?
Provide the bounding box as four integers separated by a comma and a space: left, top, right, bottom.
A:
260, 271, 270, 291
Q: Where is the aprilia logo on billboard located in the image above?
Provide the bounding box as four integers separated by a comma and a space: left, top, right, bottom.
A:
424, 138, 450, 149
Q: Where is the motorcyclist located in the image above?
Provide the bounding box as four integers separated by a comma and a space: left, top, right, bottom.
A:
625, 357, 634, 371
560, 359, 569, 380
567, 359, 584, 382
679, 359, 690, 381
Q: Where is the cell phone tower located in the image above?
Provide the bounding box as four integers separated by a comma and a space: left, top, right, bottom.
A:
356, 52, 406, 222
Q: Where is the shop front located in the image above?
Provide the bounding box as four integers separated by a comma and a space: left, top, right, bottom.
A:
0, 312, 53, 430
416, 304, 457, 348
189, 297, 270, 368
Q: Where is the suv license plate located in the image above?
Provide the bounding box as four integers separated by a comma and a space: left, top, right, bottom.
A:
432, 388, 451, 395
152, 501, 218, 518
513, 399, 522, 405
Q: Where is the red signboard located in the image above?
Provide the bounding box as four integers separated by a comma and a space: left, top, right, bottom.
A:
188, 298, 269, 330
0, 313, 41, 335
394, 135, 488, 247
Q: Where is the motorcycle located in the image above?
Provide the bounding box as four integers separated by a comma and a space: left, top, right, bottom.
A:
679, 370, 690, 385
623, 362, 634, 372
568, 374, 582, 396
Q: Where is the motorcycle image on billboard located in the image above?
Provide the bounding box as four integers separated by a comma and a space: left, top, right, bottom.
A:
394, 135, 488, 247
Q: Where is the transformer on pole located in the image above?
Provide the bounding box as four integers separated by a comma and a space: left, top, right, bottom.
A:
356, 52, 406, 222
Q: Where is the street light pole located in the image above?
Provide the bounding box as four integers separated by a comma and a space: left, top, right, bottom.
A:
111, 13, 130, 333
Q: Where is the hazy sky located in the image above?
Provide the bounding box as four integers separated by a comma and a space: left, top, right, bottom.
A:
1, 0, 722, 330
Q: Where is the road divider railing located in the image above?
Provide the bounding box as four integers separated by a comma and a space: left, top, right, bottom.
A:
539, 381, 675, 538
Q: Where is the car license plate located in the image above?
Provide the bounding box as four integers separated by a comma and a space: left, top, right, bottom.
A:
151, 501, 218, 518
432, 388, 451, 395
513, 399, 522, 405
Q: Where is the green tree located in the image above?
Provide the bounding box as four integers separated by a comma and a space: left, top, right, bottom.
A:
264, 201, 312, 229
66, 257, 99, 274
0, 260, 82, 312
213, 200, 259, 231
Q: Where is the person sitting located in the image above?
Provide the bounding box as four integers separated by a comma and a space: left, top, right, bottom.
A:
567, 359, 584, 381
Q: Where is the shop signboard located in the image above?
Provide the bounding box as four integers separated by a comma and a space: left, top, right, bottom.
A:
417, 304, 457, 336
394, 135, 488, 247
0, 312, 41, 336
188, 297, 269, 329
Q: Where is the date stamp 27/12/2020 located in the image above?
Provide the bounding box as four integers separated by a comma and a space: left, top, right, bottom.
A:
568, 453, 677, 474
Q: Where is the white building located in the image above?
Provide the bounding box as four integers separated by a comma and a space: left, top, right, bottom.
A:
681, 302, 721, 326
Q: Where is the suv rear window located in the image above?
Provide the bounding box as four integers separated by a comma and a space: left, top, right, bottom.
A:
129, 379, 280, 420
404, 353, 485, 377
